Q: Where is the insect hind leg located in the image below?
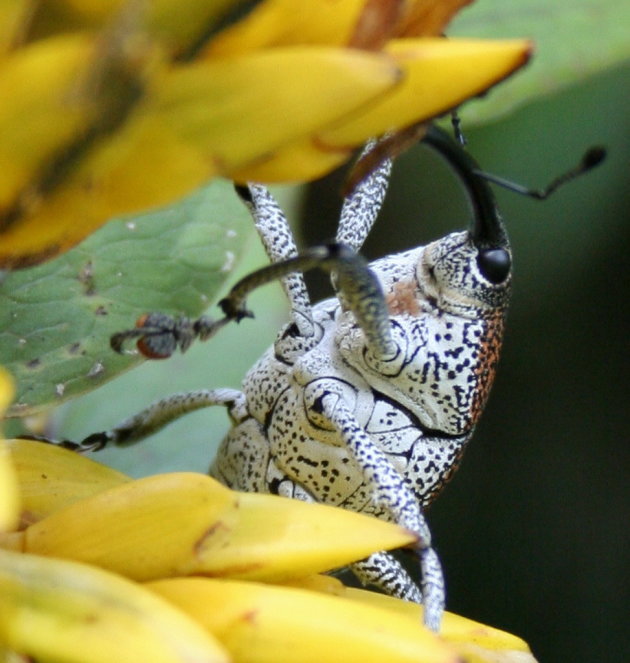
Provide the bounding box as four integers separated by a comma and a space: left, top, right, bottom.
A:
351, 551, 423, 604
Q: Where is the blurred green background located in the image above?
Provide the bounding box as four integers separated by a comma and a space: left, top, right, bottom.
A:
51, 62, 628, 662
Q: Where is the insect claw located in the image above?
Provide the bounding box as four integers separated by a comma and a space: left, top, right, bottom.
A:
111, 310, 244, 358
110, 328, 144, 354
77, 432, 113, 452
218, 297, 253, 322
109, 313, 189, 359
18, 433, 110, 453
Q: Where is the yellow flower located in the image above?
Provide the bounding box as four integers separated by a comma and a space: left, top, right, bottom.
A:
0, 0, 531, 268
0, 438, 538, 662
0, 368, 18, 532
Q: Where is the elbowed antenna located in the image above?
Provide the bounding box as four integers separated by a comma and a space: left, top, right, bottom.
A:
473, 146, 606, 199
422, 126, 508, 251
420, 127, 606, 286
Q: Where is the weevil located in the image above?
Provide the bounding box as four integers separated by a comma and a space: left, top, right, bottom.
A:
44, 126, 605, 631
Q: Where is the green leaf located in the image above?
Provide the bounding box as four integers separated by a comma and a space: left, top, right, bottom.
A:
0, 179, 250, 417
449, 0, 630, 123
50, 238, 290, 478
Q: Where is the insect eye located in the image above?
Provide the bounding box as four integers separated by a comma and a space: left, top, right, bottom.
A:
477, 248, 511, 284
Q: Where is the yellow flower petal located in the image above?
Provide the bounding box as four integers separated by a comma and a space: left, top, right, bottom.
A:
233, 37, 532, 182
204, 0, 474, 55
203, 0, 367, 55
0, 3, 533, 268
151, 46, 400, 173
287, 575, 537, 662
230, 135, 353, 184
0, 368, 18, 533
0, 548, 229, 663
0, 442, 19, 533
321, 37, 533, 146
0, 0, 33, 54
0, 43, 399, 268
148, 577, 459, 663
0, 366, 14, 421
19, 471, 416, 582
28, 0, 245, 56
0, 34, 94, 213
343, 587, 535, 660
7, 438, 129, 527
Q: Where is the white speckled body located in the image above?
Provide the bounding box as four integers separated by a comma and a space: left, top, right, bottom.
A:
211, 232, 508, 518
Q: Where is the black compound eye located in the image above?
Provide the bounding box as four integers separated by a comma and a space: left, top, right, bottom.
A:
477, 248, 511, 284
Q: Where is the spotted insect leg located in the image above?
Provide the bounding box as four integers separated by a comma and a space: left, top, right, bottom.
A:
238, 184, 314, 338
351, 551, 423, 604
304, 380, 445, 630
336, 142, 392, 252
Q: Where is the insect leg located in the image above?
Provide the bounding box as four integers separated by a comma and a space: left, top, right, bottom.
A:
303, 379, 444, 630
221, 243, 396, 360
236, 184, 315, 338
37, 389, 246, 453
351, 551, 423, 604
116, 166, 398, 360
336, 142, 392, 252
113, 243, 394, 360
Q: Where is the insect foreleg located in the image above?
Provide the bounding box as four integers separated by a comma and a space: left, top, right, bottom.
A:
110, 313, 227, 358
115, 176, 400, 361
221, 243, 395, 360
112, 244, 394, 360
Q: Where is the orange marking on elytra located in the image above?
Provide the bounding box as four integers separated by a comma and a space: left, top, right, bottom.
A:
470, 312, 505, 425
386, 280, 421, 316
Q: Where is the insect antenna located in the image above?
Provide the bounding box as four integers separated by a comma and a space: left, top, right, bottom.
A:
473, 146, 606, 200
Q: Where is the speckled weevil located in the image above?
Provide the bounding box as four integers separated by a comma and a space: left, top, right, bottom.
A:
48, 126, 604, 631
